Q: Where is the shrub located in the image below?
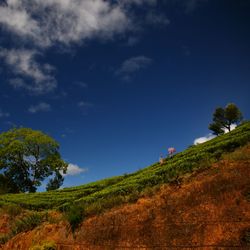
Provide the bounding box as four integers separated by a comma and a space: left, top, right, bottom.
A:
29, 241, 56, 250
241, 228, 250, 246
1, 203, 22, 218
11, 212, 44, 235
223, 144, 250, 161
64, 203, 84, 232
0, 234, 9, 244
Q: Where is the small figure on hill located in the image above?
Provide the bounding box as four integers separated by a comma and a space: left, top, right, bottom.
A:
168, 147, 176, 158
159, 154, 164, 165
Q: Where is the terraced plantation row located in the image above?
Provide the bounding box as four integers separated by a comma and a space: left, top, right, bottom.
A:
0, 121, 250, 212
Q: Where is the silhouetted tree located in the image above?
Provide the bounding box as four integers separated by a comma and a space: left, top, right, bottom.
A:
209, 103, 243, 135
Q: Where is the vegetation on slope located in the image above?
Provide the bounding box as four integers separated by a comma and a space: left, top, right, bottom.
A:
0, 121, 249, 215
1, 143, 250, 248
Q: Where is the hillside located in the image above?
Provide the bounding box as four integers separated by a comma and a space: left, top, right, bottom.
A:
0, 122, 250, 249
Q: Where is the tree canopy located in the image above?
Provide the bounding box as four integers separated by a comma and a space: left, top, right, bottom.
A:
209, 103, 243, 135
0, 128, 67, 193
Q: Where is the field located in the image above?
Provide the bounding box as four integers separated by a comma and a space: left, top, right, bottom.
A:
0, 121, 250, 214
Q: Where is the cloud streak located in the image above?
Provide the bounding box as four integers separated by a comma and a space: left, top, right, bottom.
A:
28, 102, 51, 114
116, 55, 152, 80
0, 109, 10, 118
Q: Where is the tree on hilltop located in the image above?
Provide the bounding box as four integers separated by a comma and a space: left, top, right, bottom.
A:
209, 103, 243, 135
0, 128, 67, 193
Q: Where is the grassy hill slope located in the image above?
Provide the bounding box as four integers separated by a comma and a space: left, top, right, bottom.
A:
1, 141, 250, 249
0, 121, 250, 214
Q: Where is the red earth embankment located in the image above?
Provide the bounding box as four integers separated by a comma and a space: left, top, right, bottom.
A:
1, 147, 250, 249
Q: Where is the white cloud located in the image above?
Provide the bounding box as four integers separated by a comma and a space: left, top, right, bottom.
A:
194, 123, 237, 145
0, 109, 10, 118
63, 163, 88, 176
0, 2, 40, 39
223, 123, 237, 133
194, 134, 216, 145
0, 0, 167, 93
78, 101, 93, 108
116, 55, 152, 80
0, 0, 132, 94
0, 0, 130, 48
28, 102, 51, 114
0, 48, 56, 94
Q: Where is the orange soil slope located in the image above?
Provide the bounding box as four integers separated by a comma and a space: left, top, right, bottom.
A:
1, 147, 250, 250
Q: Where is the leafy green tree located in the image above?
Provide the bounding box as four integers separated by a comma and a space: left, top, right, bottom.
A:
209, 103, 243, 135
0, 128, 67, 193
46, 171, 64, 191
0, 174, 19, 194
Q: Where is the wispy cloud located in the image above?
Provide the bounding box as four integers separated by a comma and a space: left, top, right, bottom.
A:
116, 55, 152, 81
145, 11, 170, 26
0, 49, 56, 94
126, 36, 140, 46
0, 0, 167, 94
120, 0, 157, 7
63, 163, 88, 176
28, 102, 51, 114
185, 0, 209, 13
0, 109, 10, 118
78, 101, 93, 108
74, 81, 88, 88
173, 0, 209, 13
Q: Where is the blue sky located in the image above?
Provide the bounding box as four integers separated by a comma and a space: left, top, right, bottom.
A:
0, 0, 249, 190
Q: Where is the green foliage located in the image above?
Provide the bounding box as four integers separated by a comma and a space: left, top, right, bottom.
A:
29, 241, 56, 250
209, 103, 243, 135
0, 174, 19, 194
0, 121, 249, 218
64, 203, 84, 232
241, 228, 250, 246
0, 233, 9, 245
46, 172, 64, 191
1, 203, 22, 218
223, 144, 250, 161
243, 188, 250, 202
0, 127, 67, 193
11, 212, 44, 235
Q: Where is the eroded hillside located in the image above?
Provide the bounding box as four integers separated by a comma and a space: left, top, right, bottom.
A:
1, 145, 250, 249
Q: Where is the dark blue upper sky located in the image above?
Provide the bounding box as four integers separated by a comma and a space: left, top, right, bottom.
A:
0, 0, 249, 189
